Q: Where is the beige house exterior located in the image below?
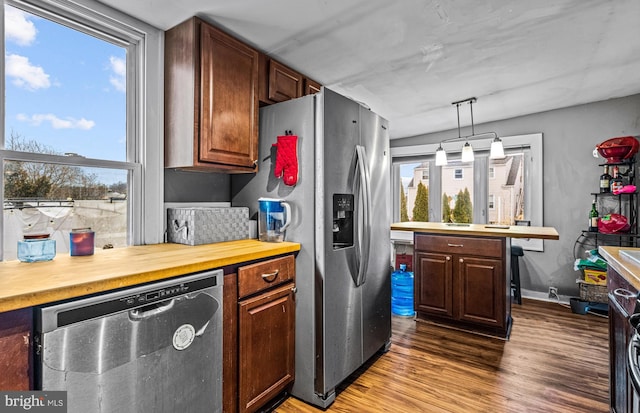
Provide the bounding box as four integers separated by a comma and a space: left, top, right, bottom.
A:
403, 154, 524, 224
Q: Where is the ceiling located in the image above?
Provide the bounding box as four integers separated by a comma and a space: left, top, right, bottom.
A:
99, 0, 640, 139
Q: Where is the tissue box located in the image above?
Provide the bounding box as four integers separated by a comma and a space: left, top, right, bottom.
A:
167, 207, 249, 245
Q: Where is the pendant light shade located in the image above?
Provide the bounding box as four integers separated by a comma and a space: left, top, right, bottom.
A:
461, 142, 474, 162
435, 145, 447, 166
434, 97, 503, 164
490, 137, 505, 159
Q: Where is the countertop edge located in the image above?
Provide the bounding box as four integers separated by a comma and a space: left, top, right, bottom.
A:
0, 240, 301, 313
390, 222, 560, 240
599, 246, 640, 291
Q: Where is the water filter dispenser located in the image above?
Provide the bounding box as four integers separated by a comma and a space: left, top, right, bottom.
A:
333, 194, 354, 250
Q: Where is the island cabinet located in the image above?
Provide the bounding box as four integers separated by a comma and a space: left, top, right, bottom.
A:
414, 233, 510, 338
223, 254, 296, 413
608, 265, 639, 413
165, 17, 259, 173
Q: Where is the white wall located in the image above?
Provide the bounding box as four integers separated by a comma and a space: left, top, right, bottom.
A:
391, 94, 640, 297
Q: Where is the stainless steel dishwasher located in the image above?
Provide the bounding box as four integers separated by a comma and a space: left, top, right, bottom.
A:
34, 269, 223, 413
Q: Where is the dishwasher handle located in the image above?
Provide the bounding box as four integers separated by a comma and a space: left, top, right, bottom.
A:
129, 299, 175, 320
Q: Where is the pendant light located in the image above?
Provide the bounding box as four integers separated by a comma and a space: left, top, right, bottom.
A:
435, 97, 504, 165
435, 143, 447, 166
490, 137, 505, 159
461, 142, 475, 162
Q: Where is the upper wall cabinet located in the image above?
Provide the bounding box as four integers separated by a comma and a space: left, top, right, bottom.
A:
165, 17, 259, 173
259, 53, 321, 105
304, 78, 322, 95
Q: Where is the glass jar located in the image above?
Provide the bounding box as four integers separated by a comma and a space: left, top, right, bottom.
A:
17, 234, 56, 262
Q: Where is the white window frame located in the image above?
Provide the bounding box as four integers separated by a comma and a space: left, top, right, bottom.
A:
453, 168, 463, 180
489, 166, 495, 179
391, 133, 544, 251
0, 0, 164, 260
489, 194, 495, 209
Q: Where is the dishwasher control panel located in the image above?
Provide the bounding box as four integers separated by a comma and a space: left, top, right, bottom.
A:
36, 269, 222, 331
124, 284, 191, 305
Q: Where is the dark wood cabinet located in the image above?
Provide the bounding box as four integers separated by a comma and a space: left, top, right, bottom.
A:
239, 283, 295, 413
259, 53, 321, 105
303, 77, 322, 95
415, 251, 453, 317
458, 256, 505, 329
414, 233, 509, 338
608, 266, 639, 413
0, 308, 32, 390
165, 17, 259, 173
236, 255, 296, 413
268, 59, 303, 103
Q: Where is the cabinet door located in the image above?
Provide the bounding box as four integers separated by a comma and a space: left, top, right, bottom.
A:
415, 251, 453, 318
0, 308, 32, 390
238, 283, 295, 413
199, 23, 258, 170
303, 77, 322, 95
610, 297, 633, 413
268, 60, 303, 102
457, 256, 505, 328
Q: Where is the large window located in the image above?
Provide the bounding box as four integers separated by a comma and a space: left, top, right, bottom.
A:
392, 133, 544, 250
1, 0, 163, 260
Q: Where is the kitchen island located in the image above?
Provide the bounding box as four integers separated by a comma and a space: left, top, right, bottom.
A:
390, 222, 559, 339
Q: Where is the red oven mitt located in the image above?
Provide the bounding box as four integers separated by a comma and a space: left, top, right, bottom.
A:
272, 134, 298, 186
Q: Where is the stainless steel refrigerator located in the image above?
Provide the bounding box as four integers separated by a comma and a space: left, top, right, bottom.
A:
231, 87, 391, 408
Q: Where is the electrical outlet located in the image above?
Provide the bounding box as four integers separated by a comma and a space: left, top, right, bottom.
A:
548, 286, 558, 299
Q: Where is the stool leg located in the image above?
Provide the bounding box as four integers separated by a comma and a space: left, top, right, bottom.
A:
511, 255, 522, 305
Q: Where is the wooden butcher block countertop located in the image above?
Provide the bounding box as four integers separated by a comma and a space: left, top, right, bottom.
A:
0, 240, 300, 313
391, 222, 559, 240
600, 246, 640, 291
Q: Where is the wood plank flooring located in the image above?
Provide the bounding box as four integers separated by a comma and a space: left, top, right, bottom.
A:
275, 299, 609, 413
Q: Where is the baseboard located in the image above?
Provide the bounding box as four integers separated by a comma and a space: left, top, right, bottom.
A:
521, 289, 571, 305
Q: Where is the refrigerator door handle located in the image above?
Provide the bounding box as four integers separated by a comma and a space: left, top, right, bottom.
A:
355, 145, 372, 286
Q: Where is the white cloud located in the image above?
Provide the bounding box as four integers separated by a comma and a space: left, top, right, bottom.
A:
109, 56, 126, 92
5, 6, 37, 46
17, 113, 95, 130
6, 54, 50, 90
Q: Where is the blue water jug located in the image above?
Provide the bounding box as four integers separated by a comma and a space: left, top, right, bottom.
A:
391, 264, 414, 317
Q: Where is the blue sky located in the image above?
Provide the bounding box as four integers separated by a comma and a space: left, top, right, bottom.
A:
4, 5, 126, 165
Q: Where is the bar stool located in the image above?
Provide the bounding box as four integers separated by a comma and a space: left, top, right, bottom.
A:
511, 245, 524, 305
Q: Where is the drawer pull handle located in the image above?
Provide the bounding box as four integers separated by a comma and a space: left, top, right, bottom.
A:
447, 243, 464, 247
614, 288, 636, 299
261, 270, 279, 282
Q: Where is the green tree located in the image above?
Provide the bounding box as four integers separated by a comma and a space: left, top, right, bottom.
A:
412, 182, 429, 222
452, 187, 473, 223
442, 192, 452, 222
400, 186, 409, 222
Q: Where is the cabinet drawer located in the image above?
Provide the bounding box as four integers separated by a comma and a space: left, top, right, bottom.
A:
608, 267, 638, 316
415, 234, 503, 258
238, 255, 295, 298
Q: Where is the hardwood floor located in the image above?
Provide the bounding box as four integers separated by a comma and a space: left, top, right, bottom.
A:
275, 299, 609, 413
